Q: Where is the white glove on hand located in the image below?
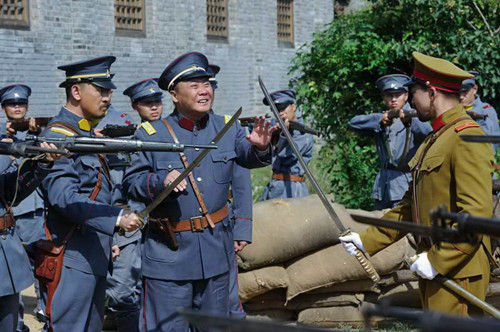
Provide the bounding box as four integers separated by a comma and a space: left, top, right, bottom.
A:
339, 232, 366, 256
410, 253, 438, 280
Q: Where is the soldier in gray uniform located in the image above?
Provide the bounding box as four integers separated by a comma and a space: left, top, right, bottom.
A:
260, 90, 314, 200
460, 71, 500, 152
123, 52, 275, 331
0, 143, 61, 332
349, 74, 432, 209
38, 56, 142, 332
0, 84, 47, 331
124, 78, 164, 123
98, 79, 165, 332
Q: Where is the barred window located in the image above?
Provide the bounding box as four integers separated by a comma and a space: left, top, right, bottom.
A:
277, 0, 294, 46
207, 0, 228, 39
0, 0, 29, 28
114, 0, 145, 34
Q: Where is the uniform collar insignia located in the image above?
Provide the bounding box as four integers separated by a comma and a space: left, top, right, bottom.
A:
431, 114, 445, 131
178, 113, 209, 132
78, 118, 100, 131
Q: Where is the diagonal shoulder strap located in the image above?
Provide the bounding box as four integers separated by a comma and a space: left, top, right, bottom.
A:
42, 121, 107, 241
41, 121, 83, 136
163, 119, 215, 228
411, 116, 469, 234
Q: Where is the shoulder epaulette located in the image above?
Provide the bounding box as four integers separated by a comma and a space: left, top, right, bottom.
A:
50, 127, 76, 136
483, 104, 492, 109
455, 122, 480, 132
140, 121, 156, 135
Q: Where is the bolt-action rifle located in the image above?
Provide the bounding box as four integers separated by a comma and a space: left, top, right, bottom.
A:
238, 115, 322, 136
24, 135, 217, 155
386, 109, 487, 121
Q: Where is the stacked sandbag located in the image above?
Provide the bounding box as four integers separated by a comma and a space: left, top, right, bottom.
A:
237, 195, 420, 325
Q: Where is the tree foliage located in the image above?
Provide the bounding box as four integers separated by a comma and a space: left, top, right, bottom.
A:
291, 0, 500, 209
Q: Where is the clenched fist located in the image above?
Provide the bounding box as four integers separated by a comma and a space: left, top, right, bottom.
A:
118, 210, 142, 232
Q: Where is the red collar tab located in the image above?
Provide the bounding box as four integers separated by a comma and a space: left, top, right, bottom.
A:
431, 114, 445, 131
178, 114, 209, 131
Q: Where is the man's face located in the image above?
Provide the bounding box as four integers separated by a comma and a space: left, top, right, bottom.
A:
2, 102, 28, 120
278, 103, 297, 122
460, 85, 477, 106
410, 85, 433, 121
78, 83, 112, 119
382, 91, 408, 110
169, 78, 213, 120
133, 100, 163, 122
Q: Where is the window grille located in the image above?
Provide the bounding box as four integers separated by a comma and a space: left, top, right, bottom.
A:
115, 0, 144, 32
277, 0, 294, 45
207, 0, 228, 39
0, 0, 29, 28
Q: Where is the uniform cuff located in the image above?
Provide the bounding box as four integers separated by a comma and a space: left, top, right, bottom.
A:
116, 209, 124, 227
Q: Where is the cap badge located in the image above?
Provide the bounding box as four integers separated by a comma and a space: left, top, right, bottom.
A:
14, 93, 20, 98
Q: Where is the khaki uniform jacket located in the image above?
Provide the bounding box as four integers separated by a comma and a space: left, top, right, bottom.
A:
360, 104, 493, 279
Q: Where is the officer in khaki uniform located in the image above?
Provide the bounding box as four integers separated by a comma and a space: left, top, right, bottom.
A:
340, 52, 493, 316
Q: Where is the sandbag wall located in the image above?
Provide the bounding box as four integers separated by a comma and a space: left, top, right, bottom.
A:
235, 195, 417, 326
237, 195, 500, 326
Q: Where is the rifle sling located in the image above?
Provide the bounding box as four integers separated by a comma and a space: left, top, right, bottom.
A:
163, 119, 215, 228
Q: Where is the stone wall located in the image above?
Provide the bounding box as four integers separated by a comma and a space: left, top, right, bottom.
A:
0, 0, 333, 121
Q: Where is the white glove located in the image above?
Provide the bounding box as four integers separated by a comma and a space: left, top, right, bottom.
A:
410, 253, 438, 280
339, 232, 366, 256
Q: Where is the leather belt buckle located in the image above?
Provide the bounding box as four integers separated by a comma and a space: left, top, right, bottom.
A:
190, 216, 205, 232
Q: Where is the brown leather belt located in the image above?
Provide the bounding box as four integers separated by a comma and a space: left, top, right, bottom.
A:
150, 205, 229, 233
0, 213, 15, 231
272, 173, 306, 182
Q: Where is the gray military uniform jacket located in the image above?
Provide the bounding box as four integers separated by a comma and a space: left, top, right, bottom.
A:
349, 104, 432, 202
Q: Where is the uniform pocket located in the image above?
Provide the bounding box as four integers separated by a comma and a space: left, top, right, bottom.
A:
79, 155, 100, 169
156, 160, 183, 172
211, 150, 236, 184
420, 155, 444, 173
144, 228, 178, 263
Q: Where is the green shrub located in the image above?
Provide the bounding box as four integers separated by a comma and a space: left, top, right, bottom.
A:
291, 0, 500, 209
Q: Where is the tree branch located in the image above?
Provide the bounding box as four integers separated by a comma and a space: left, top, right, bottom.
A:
472, 0, 495, 38
467, 20, 478, 31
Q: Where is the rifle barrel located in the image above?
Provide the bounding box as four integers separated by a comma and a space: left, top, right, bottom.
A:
460, 135, 500, 144
431, 207, 500, 238
350, 213, 464, 242
25, 136, 217, 154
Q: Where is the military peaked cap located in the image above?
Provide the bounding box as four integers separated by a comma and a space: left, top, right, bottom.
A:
262, 89, 296, 108
461, 71, 480, 92
0, 84, 31, 105
58, 56, 117, 89
158, 52, 211, 91
375, 74, 411, 93
408, 52, 473, 93
123, 78, 163, 103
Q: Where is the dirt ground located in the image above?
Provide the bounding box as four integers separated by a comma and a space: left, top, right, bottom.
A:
21, 285, 44, 332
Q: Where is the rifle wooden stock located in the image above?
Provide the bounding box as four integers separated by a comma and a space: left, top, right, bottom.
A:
466, 110, 488, 121
100, 124, 137, 138
9, 117, 52, 132
386, 109, 418, 119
